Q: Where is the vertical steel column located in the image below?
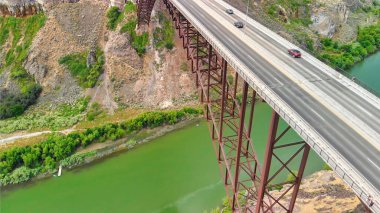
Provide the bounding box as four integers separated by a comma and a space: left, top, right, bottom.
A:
218, 59, 227, 164
255, 111, 311, 213
256, 111, 279, 213
289, 144, 310, 212
232, 82, 248, 210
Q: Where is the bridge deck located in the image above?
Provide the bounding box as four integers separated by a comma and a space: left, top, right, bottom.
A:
171, 0, 380, 210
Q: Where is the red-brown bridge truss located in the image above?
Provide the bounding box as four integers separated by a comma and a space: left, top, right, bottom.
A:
137, 0, 312, 212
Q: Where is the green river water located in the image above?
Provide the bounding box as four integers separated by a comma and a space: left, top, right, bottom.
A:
1, 51, 379, 213
349, 51, 380, 93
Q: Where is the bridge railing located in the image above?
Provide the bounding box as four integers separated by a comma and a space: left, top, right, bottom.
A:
171, 1, 380, 211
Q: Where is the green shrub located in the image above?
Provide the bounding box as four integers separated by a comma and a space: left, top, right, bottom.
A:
106, 6, 122, 30
120, 18, 137, 34
318, 22, 380, 70
59, 48, 104, 88
267, 5, 277, 16
87, 102, 104, 121
322, 163, 332, 171
0, 166, 40, 185
0, 97, 89, 133
132, 32, 150, 56
60, 151, 96, 168
0, 81, 41, 119
286, 170, 298, 182
124, 2, 137, 14
153, 12, 175, 50
0, 14, 47, 119
120, 18, 149, 56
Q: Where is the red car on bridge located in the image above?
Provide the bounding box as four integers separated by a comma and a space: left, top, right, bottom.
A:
288, 49, 302, 58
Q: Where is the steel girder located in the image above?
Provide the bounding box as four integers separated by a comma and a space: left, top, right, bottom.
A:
145, 1, 312, 212
136, 0, 156, 25
255, 112, 311, 213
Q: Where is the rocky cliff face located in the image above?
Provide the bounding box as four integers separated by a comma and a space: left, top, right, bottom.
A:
0, 0, 79, 16
271, 170, 361, 212
309, 0, 378, 41
310, 1, 350, 38
0, 0, 42, 16
0, 0, 196, 112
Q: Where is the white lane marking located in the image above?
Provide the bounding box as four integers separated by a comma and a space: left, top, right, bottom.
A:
368, 158, 380, 170
226, 37, 236, 46
247, 55, 256, 63
308, 107, 326, 122
354, 103, 374, 117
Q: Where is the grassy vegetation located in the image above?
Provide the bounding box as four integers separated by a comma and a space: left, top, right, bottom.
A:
0, 134, 50, 153
106, 6, 123, 30
60, 151, 96, 168
0, 14, 47, 119
0, 107, 203, 186
75, 108, 144, 129
86, 102, 105, 121
319, 22, 380, 70
286, 170, 298, 182
107, 2, 137, 31
153, 11, 175, 50
120, 18, 137, 34
119, 8, 150, 56
59, 48, 105, 88
180, 62, 188, 72
120, 18, 149, 56
322, 163, 333, 171
266, 0, 312, 26
124, 1, 137, 14
0, 97, 89, 134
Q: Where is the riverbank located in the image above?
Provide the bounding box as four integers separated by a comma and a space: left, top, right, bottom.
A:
0, 107, 203, 187
1, 117, 203, 190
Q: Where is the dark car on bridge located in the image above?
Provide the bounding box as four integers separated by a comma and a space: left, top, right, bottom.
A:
234, 21, 244, 28
226, 9, 234, 14
288, 49, 302, 58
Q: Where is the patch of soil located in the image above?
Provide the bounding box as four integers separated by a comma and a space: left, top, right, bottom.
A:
24, 0, 107, 107
270, 171, 361, 213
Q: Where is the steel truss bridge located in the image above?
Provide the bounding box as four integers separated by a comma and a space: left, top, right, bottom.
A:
135, 0, 380, 212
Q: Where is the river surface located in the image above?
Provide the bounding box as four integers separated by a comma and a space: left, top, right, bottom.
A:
349, 51, 380, 93
2, 50, 379, 212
